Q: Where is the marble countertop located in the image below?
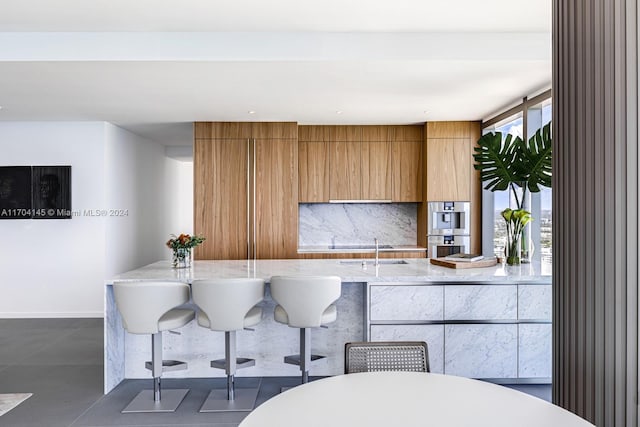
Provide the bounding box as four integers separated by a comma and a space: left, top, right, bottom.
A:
109, 259, 551, 284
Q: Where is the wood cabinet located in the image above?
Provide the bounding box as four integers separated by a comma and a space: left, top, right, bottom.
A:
300, 125, 420, 202
426, 138, 471, 201
194, 138, 248, 260
329, 140, 362, 200
423, 121, 481, 253
360, 126, 391, 200
298, 125, 332, 203
361, 140, 392, 200
392, 140, 423, 202
424, 122, 480, 202
390, 125, 423, 202
194, 122, 298, 260
254, 136, 298, 259
298, 140, 330, 202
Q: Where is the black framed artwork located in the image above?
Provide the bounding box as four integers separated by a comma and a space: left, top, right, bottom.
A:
0, 166, 32, 219
31, 166, 72, 219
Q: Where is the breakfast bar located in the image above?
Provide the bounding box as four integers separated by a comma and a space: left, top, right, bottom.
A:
104, 259, 551, 394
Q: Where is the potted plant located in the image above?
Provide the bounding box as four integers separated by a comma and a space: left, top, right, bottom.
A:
166, 233, 206, 268
473, 122, 552, 264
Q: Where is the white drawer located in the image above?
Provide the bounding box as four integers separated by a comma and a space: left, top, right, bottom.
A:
369, 285, 444, 321
444, 285, 517, 320
518, 285, 552, 320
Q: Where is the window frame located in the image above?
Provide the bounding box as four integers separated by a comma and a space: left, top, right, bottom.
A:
480, 90, 552, 265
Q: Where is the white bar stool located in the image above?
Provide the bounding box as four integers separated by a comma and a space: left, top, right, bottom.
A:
270, 276, 341, 384
191, 278, 265, 412
112, 280, 195, 413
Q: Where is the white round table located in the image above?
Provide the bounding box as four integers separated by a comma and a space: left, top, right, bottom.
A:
239, 372, 594, 427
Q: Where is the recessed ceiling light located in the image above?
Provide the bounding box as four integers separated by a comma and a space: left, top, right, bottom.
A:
248, 110, 256, 115
336, 110, 343, 115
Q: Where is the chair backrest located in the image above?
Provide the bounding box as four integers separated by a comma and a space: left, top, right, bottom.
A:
113, 281, 191, 335
191, 278, 265, 331
344, 341, 430, 374
270, 276, 341, 328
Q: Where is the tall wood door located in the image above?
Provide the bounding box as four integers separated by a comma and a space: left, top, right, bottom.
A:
254, 136, 298, 259
426, 137, 472, 201
194, 138, 249, 259
194, 122, 298, 260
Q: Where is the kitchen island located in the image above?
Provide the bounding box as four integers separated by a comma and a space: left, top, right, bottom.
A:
104, 259, 551, 393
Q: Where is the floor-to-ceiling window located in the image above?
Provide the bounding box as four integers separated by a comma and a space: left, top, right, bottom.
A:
481, 91, 552, 274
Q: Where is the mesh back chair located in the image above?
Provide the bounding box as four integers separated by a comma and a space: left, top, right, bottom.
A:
344, 341, 430, 374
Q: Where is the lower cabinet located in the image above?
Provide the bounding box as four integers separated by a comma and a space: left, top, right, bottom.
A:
518, 323, 552, 378
444, 324, 517, 378
367, 282, 551, 382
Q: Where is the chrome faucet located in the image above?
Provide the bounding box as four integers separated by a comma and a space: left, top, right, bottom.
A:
374, 237, 380, 267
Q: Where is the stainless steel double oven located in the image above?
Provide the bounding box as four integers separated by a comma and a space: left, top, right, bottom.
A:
427, 201, 471, 258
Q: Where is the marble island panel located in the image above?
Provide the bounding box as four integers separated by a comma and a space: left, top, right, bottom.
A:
104, 259, 551, 393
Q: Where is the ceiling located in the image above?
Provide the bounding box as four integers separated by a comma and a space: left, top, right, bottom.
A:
0, 0, 552, 146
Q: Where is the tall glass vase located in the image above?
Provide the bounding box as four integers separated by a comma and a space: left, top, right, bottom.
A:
512, 181, 533, 263
172, 247, 192, 268
520, 229, 534, 263
505, 232, 521, 266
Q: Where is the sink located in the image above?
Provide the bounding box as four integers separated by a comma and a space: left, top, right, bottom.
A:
339, 260, 409, 265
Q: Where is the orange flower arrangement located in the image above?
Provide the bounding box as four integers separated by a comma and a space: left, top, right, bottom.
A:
167, 233, 205, 268
166, 233, 206, 250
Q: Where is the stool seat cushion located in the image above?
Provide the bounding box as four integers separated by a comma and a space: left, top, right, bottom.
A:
274, 303, 337, 326
198, 305, 263, 331
158, 308, 195, 332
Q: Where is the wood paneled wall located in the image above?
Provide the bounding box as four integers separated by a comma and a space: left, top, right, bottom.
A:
196, 122, 481, 258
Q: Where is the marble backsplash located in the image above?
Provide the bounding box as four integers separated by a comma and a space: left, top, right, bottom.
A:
299, 203, 418, 247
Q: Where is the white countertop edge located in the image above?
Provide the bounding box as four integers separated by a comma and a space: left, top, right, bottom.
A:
107, 259, 552, 285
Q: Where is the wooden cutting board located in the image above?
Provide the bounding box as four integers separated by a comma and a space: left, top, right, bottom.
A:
430, 257, 498, 269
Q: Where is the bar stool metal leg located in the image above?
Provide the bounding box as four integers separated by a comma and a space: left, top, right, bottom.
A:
282, 327, 327, 390
199, 331, 259, 412
152, 333, 162, 401
226, 331, 236, 400
301, 328, 311, 383
122, 332, 190, 413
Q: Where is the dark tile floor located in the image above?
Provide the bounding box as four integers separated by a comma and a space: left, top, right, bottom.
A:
0, 319, 551, 427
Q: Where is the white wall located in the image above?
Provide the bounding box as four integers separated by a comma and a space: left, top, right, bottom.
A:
0, 121, 192, 317
103, 124, 192, 279
0, 122, 107, 317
